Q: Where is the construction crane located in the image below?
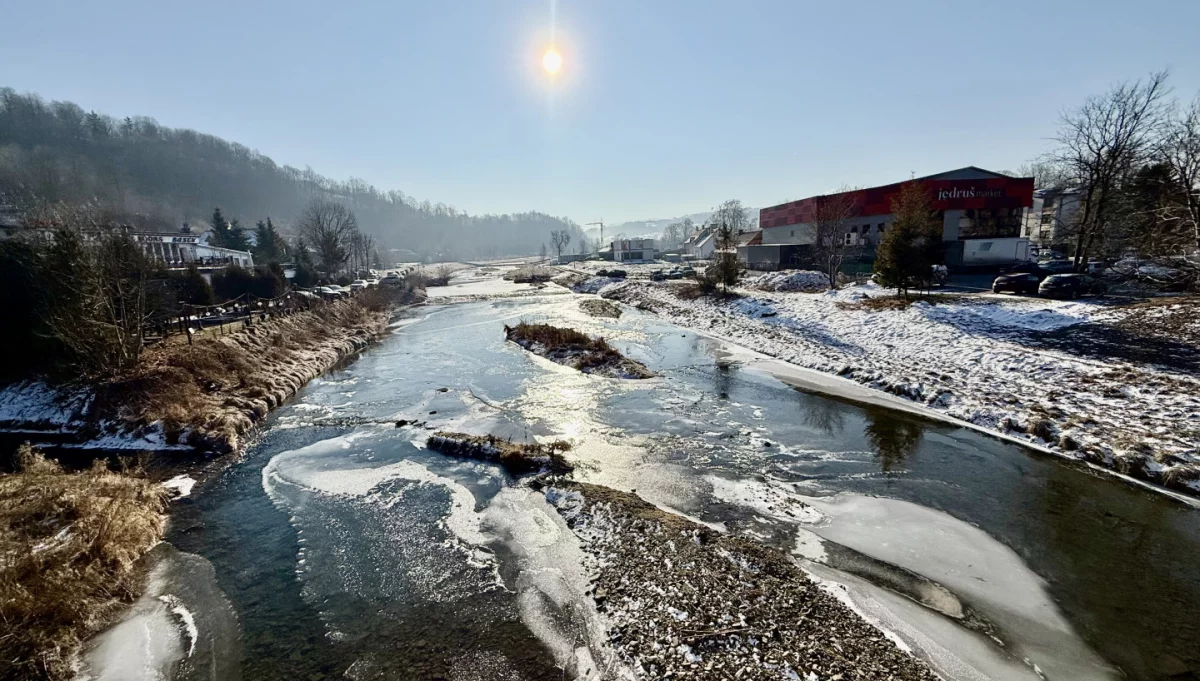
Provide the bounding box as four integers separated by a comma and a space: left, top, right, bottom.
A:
585, 221, 604, 252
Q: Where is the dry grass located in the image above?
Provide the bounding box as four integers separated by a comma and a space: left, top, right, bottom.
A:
504, 322, 654, 378
0, 444, 168, 681
427, 432, 573, 475
579, 298, 622, 318
838, 293, 969, 312
90, 297, 392, 453
505, 322, 613, 353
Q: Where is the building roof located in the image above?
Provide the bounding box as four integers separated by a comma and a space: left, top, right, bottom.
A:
735, 230, 762, 247
760, 167, 1035, 229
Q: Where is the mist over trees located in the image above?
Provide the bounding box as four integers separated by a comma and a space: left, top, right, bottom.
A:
0, 88, 585, 259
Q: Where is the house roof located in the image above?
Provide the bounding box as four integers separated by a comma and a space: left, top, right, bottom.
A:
735, 230, 762, 247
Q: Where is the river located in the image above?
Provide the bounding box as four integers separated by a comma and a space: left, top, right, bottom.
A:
79, 279, 1200, 681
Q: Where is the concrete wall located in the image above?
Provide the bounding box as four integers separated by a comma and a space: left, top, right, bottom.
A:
762, 223, 815, 245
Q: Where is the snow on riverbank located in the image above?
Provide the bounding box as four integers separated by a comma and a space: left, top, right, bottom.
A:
602, 280, 1200, 496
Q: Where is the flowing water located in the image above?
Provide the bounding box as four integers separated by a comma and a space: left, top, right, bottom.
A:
94, 284, 1200, 680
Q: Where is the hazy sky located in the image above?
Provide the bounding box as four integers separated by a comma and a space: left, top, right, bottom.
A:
3, 0, 1200, 224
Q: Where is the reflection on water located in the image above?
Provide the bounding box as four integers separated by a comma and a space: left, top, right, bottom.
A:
861, 406, 923, 474
168, 295, 1200, 681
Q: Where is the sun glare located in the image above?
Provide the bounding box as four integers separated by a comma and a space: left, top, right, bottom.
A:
543, 48, 562, 75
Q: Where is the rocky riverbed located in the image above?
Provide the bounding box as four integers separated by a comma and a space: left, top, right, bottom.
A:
543, 481, 938, 681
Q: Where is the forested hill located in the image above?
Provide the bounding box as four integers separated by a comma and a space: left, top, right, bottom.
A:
0, 88, 584, 259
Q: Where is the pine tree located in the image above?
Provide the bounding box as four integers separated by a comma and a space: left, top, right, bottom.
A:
873, 181, 942, 299
252, 218, 286, 263
209, 208, 250, 252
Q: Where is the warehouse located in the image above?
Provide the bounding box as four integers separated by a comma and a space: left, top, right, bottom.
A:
754, 167, 1036, 270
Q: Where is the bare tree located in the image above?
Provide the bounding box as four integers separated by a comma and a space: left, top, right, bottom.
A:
810, 187, 862, 289
661, 221, 685, 249
711, 199, 751, 234
297, 199, 358, 275
1054, 71, 1172, 268
1161, 94, 1200, 250
549, 229, 571, 261
35, 222, 158, 374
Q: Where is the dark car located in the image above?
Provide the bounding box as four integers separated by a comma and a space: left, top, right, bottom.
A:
650, 270, 667, 281
607, 269, 627, 279
992, 273, 1041, 295
1038, 273, 1108, 299
1039, 260, 1076, 274
1004, 262, 1046, 278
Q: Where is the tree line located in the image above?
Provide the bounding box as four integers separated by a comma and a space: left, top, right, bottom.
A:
0, 88, 586, 259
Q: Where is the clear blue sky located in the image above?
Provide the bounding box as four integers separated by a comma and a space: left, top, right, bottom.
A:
3, 0, 1199, 224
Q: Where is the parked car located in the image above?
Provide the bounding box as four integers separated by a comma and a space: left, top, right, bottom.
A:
350, 279, 369, 291
650, 270, 667, 281
1038, 273, 1108, 299
667, 269, 684, 280
931, 264, 949, 287
1004, 261, 1047, 278
1039, 260, 1076, 274
317, 285, 342, 299
381, 274, 404, 287
992, 272, 1041, 295
679, 266, 696, 277
608, 269, 628, 279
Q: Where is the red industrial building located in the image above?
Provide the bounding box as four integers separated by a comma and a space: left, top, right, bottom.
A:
752, 167, 1036, 270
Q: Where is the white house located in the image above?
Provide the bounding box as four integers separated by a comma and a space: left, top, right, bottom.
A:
1023, 188, 1083, 254
132, 228, 254, 269
611, 238, 655, 262
680, 228, 716, 260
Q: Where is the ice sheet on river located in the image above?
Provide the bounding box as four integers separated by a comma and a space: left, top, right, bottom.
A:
76, 544, 241, 681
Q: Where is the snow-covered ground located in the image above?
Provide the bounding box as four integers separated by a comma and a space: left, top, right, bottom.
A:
601, 280, 1200, 495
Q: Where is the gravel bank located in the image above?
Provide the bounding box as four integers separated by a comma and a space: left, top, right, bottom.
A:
543, 481, 938, 681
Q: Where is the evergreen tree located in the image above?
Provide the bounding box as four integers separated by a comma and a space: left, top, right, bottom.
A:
713, 220, 741, 293
178, 265, 214, 306
208, 208, 249, 252
873, 181, 942, 299
292, 236, 319, 287
252, 218, 286, 263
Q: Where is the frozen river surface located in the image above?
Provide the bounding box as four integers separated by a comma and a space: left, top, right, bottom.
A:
90, 284, 1200, 681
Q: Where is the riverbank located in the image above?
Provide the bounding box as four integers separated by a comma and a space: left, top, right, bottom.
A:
541, 480, 938, 680
0, 446, 169, 680
0, 292, 402, 456
0, 291, 409, 680
599, 278, 1200, 497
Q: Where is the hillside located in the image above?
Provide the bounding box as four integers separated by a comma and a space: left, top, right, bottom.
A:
0, 88, 584, 259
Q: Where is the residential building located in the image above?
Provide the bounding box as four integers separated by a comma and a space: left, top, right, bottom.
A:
611, 238, 655, 262
133, 226, 254, 269
758, 167, 1036, 270
680, 228, 716, 261
1023, 188, 1083, 255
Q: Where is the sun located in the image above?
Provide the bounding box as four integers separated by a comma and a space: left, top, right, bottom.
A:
542, 48, 562, 75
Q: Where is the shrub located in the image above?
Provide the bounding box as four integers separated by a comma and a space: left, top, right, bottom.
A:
211, 264, 255, 301
0, 444, 169, 680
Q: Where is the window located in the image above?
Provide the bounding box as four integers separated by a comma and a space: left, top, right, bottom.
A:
850, 225, 859, 234
978, 241, 993, 252
790, 230, 794, 237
